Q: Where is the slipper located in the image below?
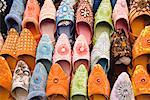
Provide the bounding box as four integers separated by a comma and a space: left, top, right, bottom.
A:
36, 34, 54, 73
16, 28, 37, 72
93, 0, 113, 45
11, 60, 31, 100
5, 0, 25, 32
0, 33, 4, 51
111, 29, 132, 66
132, 26, 150, 72
70, 64, 88, 100
93, 0, 102, 13
110, 0, 117, 9
46, 63, 70, 100
53, 33, 71, 75
132, 65, 150, 100
0, 28, 18, 72
39, 0, 56, 45
22, 0, 41, 43
129, 0, 150, 44
73, 34, 90, 73
0, 56, 12, 100
88, 64, 110, 100
76, 0, 93, 45
56, 0, 75, 45
28, 62, 48, 100
110, 72, 135, 100
91, 32, 110, 73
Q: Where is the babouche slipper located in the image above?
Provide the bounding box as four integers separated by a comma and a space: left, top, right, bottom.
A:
39, 0, 56, 45
0, 33, 4, 51
0, 56, 12, 100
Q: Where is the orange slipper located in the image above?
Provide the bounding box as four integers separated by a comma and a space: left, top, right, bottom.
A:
16, 28, 37, 72
0, 28, 19, 72
88, 64, 110, 100
46, 63, 70, 100
22, 0, 41, 43
129, 0, 150, 45
132, 65, 150, 100
0, 56, 12, 100
0, 32, 4, 51
132, 26, 150, 72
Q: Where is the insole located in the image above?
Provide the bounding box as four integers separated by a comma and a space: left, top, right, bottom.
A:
95, 23, 111, 41
72, 95, 86, 100
74, 60, 89, 73
8, 18, 19, 32
77, 22, 92, 45
91, 94, 107, 100
131, 17, 145, 37
116, 19, 128, 34
40, 19, 55, 43
136, 94, 150, 100
15, 88, 28, 100
0, 87, 10, 100
57, 60, 71, 76
31, 96, 44, 100
97, 58, 108, 74
48, 94, 66, 100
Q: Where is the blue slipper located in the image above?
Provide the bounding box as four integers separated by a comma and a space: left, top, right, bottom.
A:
5, 0, 25, 32
28, 62, 48, 100
111, 0, 117, 9
93, 0, 102, 13
36, 34, 54, 73
56, 0, 75, 45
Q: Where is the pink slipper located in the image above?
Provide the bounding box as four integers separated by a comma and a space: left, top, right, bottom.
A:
39, 0, 56, 45
73, 34, 90, 73
53, 33, 72, 76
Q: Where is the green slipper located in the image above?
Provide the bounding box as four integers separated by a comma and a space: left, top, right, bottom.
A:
70, 64, 88, 100
93, 0, 114, 45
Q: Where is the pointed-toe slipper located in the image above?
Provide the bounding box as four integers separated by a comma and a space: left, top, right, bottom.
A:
110, 0, 117, 9
129, 0, 150, 44
22, 0, 41, 43
0, 56, 12, 100
0, 33, 4, 51
93, 0, 102, 13
70, 64, 88, 100
76, 0, 93, 45
93, 0, 113, 45
28, 62, 48, 100
16, 28, 37, 72
73, 34, 90, 73
53, 33, 71, 76
5, 0, 24, 32
11, 60, 31, 100
36, 34, 54, 73
39, 0, 56, 45
0, 28, 18, 72
110, 72, 135, 100
46, 63, 70, 100
56, 0, 75, 45
88, 64, 110, 100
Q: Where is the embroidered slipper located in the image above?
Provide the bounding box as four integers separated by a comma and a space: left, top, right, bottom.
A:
76, 0, 93, 45
53, 33, 71, 75
129, 0, 150, 45
111, 29, 132, 66
110, 72, 135, 100
5, 0, 25, 32
110, 0, 117, 9
28, 62, 48, 100
132, 65, 150, 100
93, 0, 102, 13
70, 64, 88, 100
91, 32, 110, 73
16, 28, 37, 72
56, 0, 75, 45
0, 28, 18, 72
36, 34, 53, 73
88, 64, 110, 100
93, 0, 113, 45
0, 33, 4, 51
22, 0, 41, 43
39, 0, 56, 45
73, 34, 90, 73
0, 56, 12, 100
46, 63, 70, 100
11, 60, 31, 100
132, 26, 150, 72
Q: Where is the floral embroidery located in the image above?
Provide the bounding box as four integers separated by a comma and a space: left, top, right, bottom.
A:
80, 7, 90, 17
